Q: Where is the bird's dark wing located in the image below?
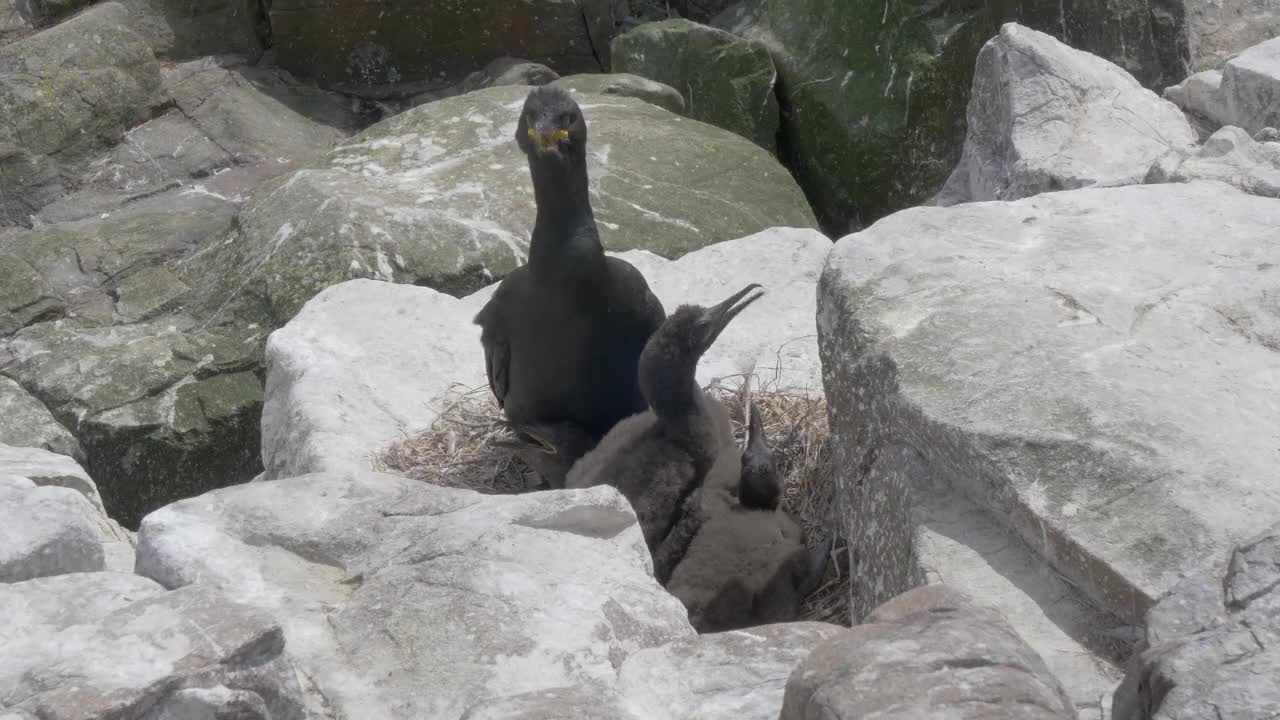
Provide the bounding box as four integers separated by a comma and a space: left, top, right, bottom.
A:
605, 256, 666, 330
473, 295, 510, 408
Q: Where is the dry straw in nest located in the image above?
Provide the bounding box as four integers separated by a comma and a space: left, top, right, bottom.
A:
375, 365, 853, 626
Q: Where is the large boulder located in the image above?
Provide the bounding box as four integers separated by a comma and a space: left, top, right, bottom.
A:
1112, 524, 1280, 719
550, 72, 687, 114
940, 23, 1196, 204
266, 0, 619, 92
2, 317, 264, 528
0, 445, 135, 581
611, 19, 779, 151
187, 84, 817, 330
1146, 124, 1280, 198
134, 471, 694, 718
779, 585, 1076, 718
818, 181, 1280, 629
0, 572, 307, 718
1165, 37, 1280, 136
261, 228, 829, 480
0, 2, 164, 226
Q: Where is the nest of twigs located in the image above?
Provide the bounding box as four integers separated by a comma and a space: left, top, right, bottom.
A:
375, 365, 852, 626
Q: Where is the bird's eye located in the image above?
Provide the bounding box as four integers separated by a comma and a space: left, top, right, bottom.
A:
565, 112, 577, 126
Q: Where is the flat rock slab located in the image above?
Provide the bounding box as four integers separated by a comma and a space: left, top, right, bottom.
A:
261, 228, 829, 480
549, 73, 687, 115
186, 84, 817, 329
617, 621, 844, 719
818, 181, 1280, 626
0, 572, 307, 719
940, 23, 1196, 205
134, 471, 694, 719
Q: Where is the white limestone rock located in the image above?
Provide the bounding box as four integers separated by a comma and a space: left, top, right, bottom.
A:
0, 377, 82, 461
0, 572, 306, 719
616, 622, 844, 720
261, 227, 830, 480
134, 470, 694, 719
1146, 125, 1280, 198
818, 181, 1280, 632
1166, 37, 1280, 136
0, 445, 135, 581
939, 23, 1196, 205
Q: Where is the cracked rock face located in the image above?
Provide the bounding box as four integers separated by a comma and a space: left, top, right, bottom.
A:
818, 181, 1280, 626
0, 572, 307, 719
134, 470, 694, 718
939, 23, 1197, 205
1112, 523, 1280, 719
1146, 125, 1280, 198
779, 585, 1076, 719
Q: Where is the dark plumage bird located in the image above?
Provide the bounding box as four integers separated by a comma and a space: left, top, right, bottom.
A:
664, 403, 831, 633
565, 283, 764, 581
474, 86, 665, 484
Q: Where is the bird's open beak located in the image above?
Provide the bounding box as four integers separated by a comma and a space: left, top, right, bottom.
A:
698, 283, 765, 352
527, 125, 569, 153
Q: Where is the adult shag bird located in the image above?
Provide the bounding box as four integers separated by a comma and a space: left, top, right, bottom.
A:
565, 283, 764, 580
474, 86, 665, 487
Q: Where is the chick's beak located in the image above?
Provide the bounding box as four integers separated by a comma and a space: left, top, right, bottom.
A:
527, 124, 569, 152
698, 283, 765, 352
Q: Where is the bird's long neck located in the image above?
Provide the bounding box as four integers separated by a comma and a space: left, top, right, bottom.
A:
642, 355, 706, 437
527, 153, 601, 274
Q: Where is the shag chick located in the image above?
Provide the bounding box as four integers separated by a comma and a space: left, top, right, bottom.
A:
565, 283, 764, 580
664, 402, 830, 633
473, 86, 666, 484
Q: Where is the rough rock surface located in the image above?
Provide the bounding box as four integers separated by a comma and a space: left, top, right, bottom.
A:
135, 471, 694, 719
818, 181, 1280, 629
550, 72, 687, 114
779, 585, 1076, 718
617, 622, 843, 719
1166, 37, 1280, 137
0, 572, 307, 719
0, 376, 82, 460
1146, 124, 1280, 198
612, 19, 779, 150
0, 2, 164, 226
267, 0, 617, 91
188, 84, 817, 331
940, 23, 1196, 205
2, 317, 264, 528
1184, 0, 1280, 73
1112, 524, 1280, 719
261, 228, 829, 480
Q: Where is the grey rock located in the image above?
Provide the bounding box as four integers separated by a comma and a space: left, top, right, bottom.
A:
185, 84, 817, 331
261, 228, 829, 480
0, 0, 31, 40
611, 19, 779, 151
134, 471, 693, 718
461, 687, 641, 720
617, 622, 844, 719
0, 574, 306, 719
1112, 524, 1280, 719
779, 585, 1076, 718
550, 72, 687, 114
14, 0, 90, 26
1145, 125, 1280, 198
0, 377, 81, 461
0, 443, 100, 510
117, 0, 264, 60
0, 476, 106, 582
940, 23, 1196, 205
1183, 0, 1280, 73
818, 181, 1280, 629
2, 317, 264, 528
0, 2, 163, 161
